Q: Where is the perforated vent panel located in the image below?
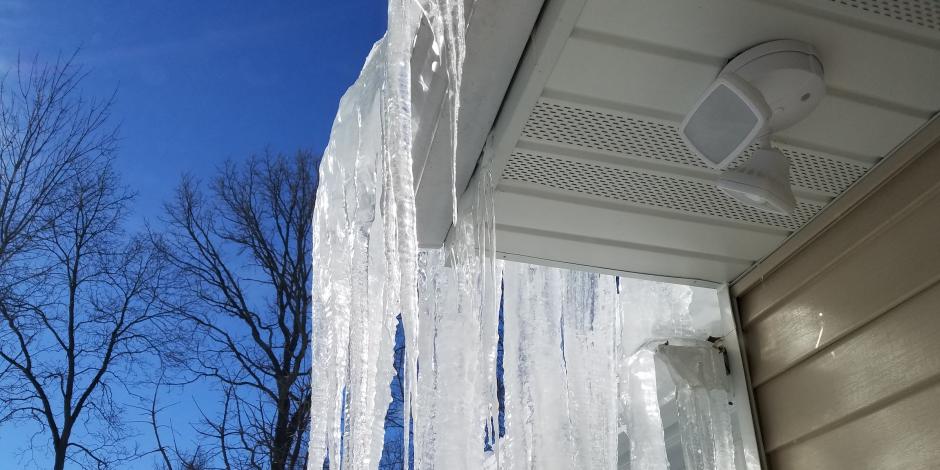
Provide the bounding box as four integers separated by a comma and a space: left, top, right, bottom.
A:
780, 149, 869, 196
523, 100, 704, 168
829, 0, 940, 30
502, 152, 823, 231
522, 100, 871, 196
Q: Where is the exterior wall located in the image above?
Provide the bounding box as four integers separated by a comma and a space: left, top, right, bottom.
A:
732, 143, 940, 469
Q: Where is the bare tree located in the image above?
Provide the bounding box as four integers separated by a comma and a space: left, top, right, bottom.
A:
0, 53, 112, 275
0, 162, 172, 469
0, 55, 174, 469
0, 55, 112, 417
158, 151, 316, 470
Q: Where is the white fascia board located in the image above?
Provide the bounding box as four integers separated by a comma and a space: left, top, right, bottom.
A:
412, 0, 546, 247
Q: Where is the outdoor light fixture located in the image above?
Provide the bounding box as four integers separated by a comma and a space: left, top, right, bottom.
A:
680, 40, 824, 214
717, 140, 796, 214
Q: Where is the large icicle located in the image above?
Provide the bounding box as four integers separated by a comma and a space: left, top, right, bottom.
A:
502, 263, 576, 469
385, 0, 423, 467
309, 41, 387, 469
309, 0, 421, 467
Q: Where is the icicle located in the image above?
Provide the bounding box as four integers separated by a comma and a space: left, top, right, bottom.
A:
501, 263, 575, 469
419, 0, 470, 226
310, 41, 386, 469
385, 1, 423, 467
310, 0, 423, 468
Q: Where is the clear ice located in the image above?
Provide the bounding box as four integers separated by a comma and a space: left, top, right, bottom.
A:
410, 170, 499, 469
500, 263, 619, 470
309, 0, 421, 467
310, 0, 752, 468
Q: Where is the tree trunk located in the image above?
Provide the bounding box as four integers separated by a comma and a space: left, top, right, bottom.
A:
271, 392, 291, 470
53, 441, 68, 470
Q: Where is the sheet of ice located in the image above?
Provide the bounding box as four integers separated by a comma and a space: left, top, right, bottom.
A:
501, 263, 619, 470
623, 345, 670, 470
411, 170, 499, 469
623, 340, 736, 470
616, 278, 699, 356
616, 277, 701, 467
660, 342, 736, 470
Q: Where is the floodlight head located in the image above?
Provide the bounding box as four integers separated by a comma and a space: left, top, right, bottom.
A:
680, 40, 824, 169
679, 74, 771, 169
718, 145, 796, 215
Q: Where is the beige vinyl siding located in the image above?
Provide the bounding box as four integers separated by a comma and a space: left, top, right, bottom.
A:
732, 144, 940, 469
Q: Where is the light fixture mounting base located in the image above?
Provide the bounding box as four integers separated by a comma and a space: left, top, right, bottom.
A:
721, 39, 825, 132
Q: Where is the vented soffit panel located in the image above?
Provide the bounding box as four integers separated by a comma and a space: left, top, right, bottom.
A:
483, 0, 940, 285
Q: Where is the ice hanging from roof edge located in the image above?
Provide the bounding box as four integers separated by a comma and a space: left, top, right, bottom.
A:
308, 39, 401, 470
310, 0, 747, 467
661, 341, 736, 470
309, 0, 422, 467
309, 0, 481, 468
402, 0, 474, 464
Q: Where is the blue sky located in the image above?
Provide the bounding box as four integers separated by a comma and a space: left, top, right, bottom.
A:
0, 0, 386, 466
0, 0, 386, 224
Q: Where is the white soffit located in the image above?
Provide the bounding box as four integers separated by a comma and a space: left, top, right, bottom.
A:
487, 0, 940, 285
